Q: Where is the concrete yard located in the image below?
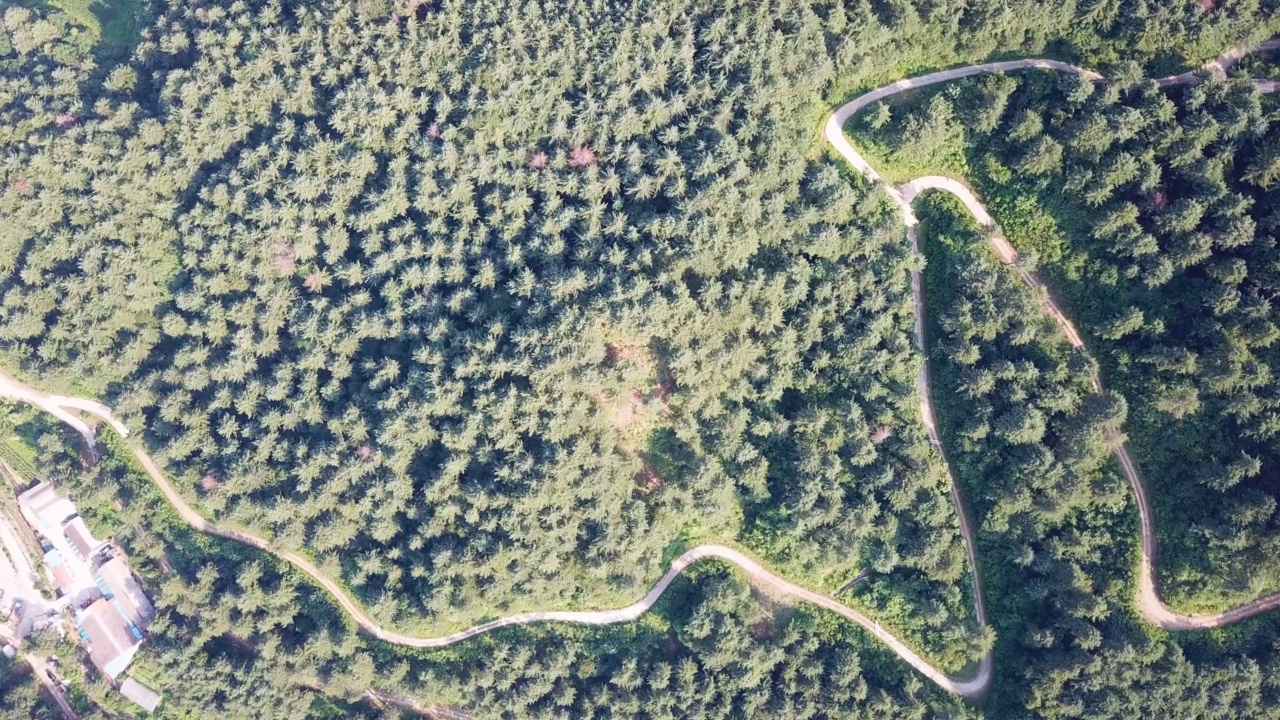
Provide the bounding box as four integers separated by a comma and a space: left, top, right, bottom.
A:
0, 512, 54, 639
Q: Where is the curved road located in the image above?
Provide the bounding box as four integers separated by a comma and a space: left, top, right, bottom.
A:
1, 40, 1278, 704
823, 46, 1280, 635
0, 370, 993, 696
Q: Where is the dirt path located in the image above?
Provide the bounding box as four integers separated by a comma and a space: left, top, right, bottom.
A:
1, 623, 78, 720
0, 40, 1277, 706
362, 688, 471, 720
825, 41, 1280, 637
25, 653, 79, 720
0, 371, 102, 450
0, 361, 990, 697
1156, 38, 1280, 86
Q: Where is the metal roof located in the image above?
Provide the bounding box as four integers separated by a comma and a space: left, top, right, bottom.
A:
120, 677, 162, 712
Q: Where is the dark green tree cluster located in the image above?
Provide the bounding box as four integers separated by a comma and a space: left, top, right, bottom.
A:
0, 0, 985, 654
18, 249, 1278, 719
8, 434, 968, 720
916, 196, 1280, 719
1053, 0, 1280, 75
411, 571, 972, 720
966, 70, 1280, 610
851, 56, 1280, 610
6, 1, 1280, 718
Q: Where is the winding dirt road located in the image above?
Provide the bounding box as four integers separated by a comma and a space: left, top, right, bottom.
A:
823, 46, 1280, 635
1, 41, 1278, 705
1156, 38, 1280, 87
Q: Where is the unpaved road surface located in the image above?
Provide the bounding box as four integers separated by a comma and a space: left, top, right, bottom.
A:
824, 41, 1280, 641
0, 371, 990, 695
0, 40, 1278, 704
25, 653, 79, 720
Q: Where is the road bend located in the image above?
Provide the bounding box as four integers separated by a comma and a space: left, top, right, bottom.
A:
0, 38, 1277, 706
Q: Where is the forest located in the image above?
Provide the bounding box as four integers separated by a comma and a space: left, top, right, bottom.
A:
3, 0, 1280, 718
849, 53, 1280, 611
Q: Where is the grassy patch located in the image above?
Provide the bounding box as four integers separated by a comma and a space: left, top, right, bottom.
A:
841, 89, 971, 185
2, 0, 141, 57
0, 405, 39, 480
0, 435, 37, 480
54, 0, 141, 57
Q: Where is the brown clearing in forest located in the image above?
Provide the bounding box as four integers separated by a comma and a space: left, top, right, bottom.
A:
591, 331, 679, 491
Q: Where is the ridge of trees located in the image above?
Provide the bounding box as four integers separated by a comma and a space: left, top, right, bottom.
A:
915, 194, 1280, 719
1, 0, 985, 676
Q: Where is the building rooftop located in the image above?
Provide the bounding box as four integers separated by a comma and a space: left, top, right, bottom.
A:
76, 598, 142, 679
19, 481, 153, 681
43, 550, 76, 594
61, 517, 101, 562
94, 557, 153, 630
17, 482, 76, 535
119, 676, 162, 713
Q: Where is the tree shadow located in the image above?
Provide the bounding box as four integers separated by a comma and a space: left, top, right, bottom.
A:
84, 0, 141, 57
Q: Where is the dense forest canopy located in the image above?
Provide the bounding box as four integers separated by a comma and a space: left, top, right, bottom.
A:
1, 0, 984, 657
908, 195, 1280, 720
3, 0, 1280, 718
850, 58, 1280, 611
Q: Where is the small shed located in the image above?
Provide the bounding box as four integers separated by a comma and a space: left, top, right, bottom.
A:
43, 550, 76, 595
120, 676, 162, 713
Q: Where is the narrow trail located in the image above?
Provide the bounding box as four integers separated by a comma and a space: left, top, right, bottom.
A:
823, 44, 1280, 640
0, 624, 77, 720
361, 688, 472, 720
0, 40, 1278, 706
24, 654, 79, 720
0, 368, 993, 696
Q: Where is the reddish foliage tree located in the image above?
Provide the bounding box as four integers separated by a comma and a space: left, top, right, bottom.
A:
568, 145, 596, 169
304, 272, 329, 293
657, 377, 676, 402
527, 151, 549, 170
271, 244, 296, 275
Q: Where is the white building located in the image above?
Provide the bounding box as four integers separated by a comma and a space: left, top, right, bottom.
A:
17, 482, 153, 680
